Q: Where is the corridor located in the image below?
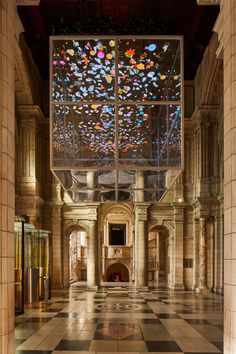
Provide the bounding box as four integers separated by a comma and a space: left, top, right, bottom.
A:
15, 286, 223, 353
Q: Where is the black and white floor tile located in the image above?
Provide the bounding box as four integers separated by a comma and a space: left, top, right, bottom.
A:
15, 286, 223, 353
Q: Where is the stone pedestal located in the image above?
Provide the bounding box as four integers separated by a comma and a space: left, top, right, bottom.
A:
135, 205, 149, 290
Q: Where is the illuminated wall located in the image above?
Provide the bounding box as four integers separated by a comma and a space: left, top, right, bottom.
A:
50, 36, 183, 202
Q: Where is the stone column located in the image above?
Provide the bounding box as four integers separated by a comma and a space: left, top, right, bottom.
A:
219, 2, 236, 351
171, 204, 185, 290
192, 218, 200, 290
135, 171, 144, 202
198, 112, 210, 198
213, 213, 223, 294
0, 1, 16, 353
196, 217, 208, 294
51, 178, 63, 289
16, 106, 44, 226
135, 205, 149, 290
87, 207, 98, 290
87, 171, 95, 201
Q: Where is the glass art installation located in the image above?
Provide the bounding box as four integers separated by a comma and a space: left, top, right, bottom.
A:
50, 36, 183, 202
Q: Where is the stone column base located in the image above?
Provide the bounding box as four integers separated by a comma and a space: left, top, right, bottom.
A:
212, 286, 223, 295
171, 283, 185, 291
196, 287, 210, 295
87, 285, 98, 291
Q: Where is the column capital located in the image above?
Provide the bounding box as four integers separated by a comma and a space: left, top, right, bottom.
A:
16, 195, 44, 227
192, 106, 219, 129
193, 198, 210, 218
87, 204, 99, 221
17, 105, 46, 126
134, 203, 150, 221
172, 202, 187, 221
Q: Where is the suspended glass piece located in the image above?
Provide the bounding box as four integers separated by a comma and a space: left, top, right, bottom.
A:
50, 36, 183, 203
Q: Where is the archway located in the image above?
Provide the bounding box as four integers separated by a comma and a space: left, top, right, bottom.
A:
106, 263, 129, 282
148, 225, 171, 288
69, 229, 87, 283
100, 204, 134, 284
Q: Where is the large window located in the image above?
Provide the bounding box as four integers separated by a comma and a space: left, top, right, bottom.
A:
50, 36, 183, 202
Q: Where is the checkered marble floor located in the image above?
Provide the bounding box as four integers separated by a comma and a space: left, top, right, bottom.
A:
15, 285, 223, 353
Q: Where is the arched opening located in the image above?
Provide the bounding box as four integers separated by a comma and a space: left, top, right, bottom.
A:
106, 263, 129, 282
148, 226, 170, 288
100, 204, 134, 285
69, 229, 87, 283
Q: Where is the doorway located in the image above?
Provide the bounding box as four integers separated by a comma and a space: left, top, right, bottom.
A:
69, 230, 87, 282
148, 226, 170, 287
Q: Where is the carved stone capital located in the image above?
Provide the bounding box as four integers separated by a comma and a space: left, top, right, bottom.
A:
193, 198, 210, 218
135, 204, 150, 221
87, 204, 99, 221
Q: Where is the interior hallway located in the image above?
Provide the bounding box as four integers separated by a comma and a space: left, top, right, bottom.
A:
15, 286, 223, 354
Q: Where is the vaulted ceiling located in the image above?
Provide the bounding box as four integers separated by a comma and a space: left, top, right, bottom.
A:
17, 0, 219, 81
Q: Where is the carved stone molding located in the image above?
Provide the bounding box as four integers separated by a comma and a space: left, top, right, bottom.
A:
108, 208, 126, 214
17, 105, 46, 125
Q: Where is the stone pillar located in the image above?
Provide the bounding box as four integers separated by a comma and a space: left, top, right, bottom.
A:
16, 107, 45, 226
192, 218, 200, 290
87, 207, 98, 290
51, 178, 63, 289
219, 1, 236, 352
135, 171, 144, 202
135, 205, 149, 290
0, 1, 16, 353
198, 113, 210, 198
171, 205, 185, 290
196, 217, 208, 294
87, 171, 95, 202
213, 213, 223, 294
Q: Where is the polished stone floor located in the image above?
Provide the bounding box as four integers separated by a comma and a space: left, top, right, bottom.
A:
15, 285, 223, 353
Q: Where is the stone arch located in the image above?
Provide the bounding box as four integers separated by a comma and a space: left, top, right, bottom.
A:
101, 203, 134, 220
100, 204, 134, 283
106, 262, 130, 282
149, 222, 172, 236
64, 222, 89, 239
